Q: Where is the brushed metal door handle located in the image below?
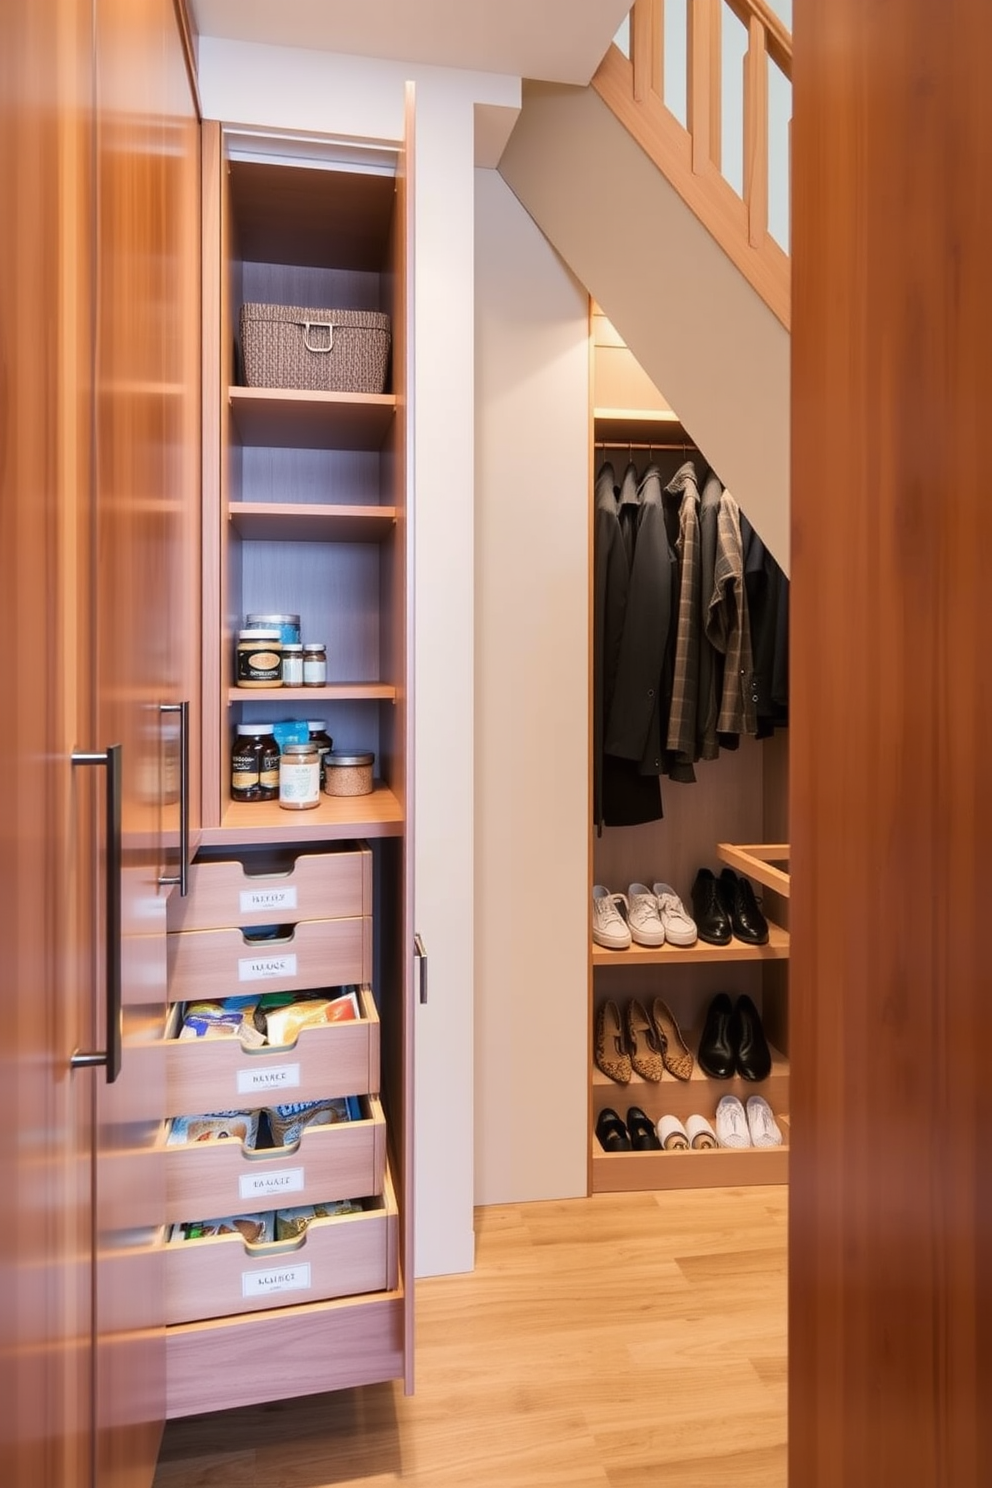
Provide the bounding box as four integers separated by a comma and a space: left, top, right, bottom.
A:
70, 744, 123, 1082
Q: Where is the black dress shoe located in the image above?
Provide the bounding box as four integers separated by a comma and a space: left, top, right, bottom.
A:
626, 1105, 662, 1150
595, 1107, 632, 1152
718, 868, 770, 946
691, 868, 732, 945
697, 992, 735, 1078
730, 994, 772, 1081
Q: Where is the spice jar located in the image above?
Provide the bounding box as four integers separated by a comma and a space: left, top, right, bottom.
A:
323, 750, 375, 797
306, 722, 333, 789
231, 724, 280, 802
236, 629, 282, 688
281, 643, 304, 686
279, 741, 320, 810
245, 613, 301, 646
302, 642, 327, 687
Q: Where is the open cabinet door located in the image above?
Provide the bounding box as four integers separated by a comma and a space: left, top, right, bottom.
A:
91, 0, 200, 1481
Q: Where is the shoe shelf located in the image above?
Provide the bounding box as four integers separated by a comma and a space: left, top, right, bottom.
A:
591, 1120, 789, 1193
590, 921, 789, 966
716, 842, 790, 899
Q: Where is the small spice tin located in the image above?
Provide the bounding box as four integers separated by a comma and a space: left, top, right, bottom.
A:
245, 613, 301, 645
323, 750, 375, 797
281, 642, 304, 686
279, 741, 320, 810
236, 629, 282, 688
302, 642, 327, 687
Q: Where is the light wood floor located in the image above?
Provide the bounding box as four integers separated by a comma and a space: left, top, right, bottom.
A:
153, 1186, 787, 1488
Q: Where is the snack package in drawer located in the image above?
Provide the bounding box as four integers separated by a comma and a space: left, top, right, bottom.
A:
166, 1111, 260, 1148
179, 996, 265, 1045
274, 1199, 364, 1240
265, 1095, 363, 1147
170, 1212, 275, 1244
261, 988, 361, 1046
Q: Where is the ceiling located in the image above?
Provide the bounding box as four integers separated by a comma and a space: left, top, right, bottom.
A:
190, 1, 633, 85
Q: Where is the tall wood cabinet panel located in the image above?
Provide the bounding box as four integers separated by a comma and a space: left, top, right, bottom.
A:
3, 0, 201, 1482
589, 320, 789, 1193
164, 119, 414, 1416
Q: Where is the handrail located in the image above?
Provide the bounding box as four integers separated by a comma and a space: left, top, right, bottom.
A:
594, 0, 791, 329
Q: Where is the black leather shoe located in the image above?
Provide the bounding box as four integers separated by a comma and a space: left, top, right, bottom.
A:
718, 868, 770, 946
595, 1107, 632, 1152
697, 992, 735, 1078
730, 994, 772, 1081
625, 1105, 662, 1150
691, 868, 732, 945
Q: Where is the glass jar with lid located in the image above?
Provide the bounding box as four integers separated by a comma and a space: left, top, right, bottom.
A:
279, 741, 320, 810
231, 724, 280, 801
302, 642, 327, 687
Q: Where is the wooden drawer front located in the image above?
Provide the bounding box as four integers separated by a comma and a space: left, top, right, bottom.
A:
165, 1096, 387, 1222
167, 915, 371, 1001
166, 986, 380, 1111
167, 843, 372, 933
165, 1167, 399, 1326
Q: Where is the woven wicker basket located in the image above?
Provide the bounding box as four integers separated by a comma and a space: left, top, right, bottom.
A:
240, 304, 391, 393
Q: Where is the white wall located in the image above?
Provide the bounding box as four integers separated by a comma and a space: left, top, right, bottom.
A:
474, 169, 590, 1203
199, 38, 520, 1276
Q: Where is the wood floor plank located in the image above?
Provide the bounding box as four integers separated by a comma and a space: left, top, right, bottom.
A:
154, 1189, 786, 1488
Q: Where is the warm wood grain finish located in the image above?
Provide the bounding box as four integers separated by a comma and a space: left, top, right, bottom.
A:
790, 3, 992, 1483
166, 841, 372, 932
154, 1189, 787, 1485
591, 920, 789, 965
166, 916, 372, 1001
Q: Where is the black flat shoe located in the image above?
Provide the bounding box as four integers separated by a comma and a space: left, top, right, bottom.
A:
625, 1105, 662, 1150
691, 868, 732, 945
718, 868, 770, 946
595, 1107, 632, 1152
730, 994, 772, 1081
697, 992, 735, 1078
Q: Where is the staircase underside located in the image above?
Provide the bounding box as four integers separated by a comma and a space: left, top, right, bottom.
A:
498, 79, 790, 572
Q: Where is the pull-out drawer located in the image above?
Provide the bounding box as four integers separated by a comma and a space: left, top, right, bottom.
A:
164, 1095, 387, 1222
165, 1164, 399, 1326
167, 915, 371, 1001
166, 986, 380, 1110
167, 842, 372, 933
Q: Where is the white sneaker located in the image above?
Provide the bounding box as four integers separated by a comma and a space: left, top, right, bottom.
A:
746, 1095, 783, 1148
592, 885, 631, 950
651, 883, 697, 946
685, 1114, 719, 1150
626, 883, 666, 947
715, 1095, 751, 1148
656, 1114, 690, 1151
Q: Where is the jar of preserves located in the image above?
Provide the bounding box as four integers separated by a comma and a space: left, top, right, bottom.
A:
279, 741, 320, 810
236, 629, 282, 688
306, 722, 333, 789
302, 642, 327, 687
281, 643, 304, 686
231, 724, 280, 802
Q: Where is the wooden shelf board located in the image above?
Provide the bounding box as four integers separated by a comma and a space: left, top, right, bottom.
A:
229, 387, 396, 451
591, 920, 789, 966
199, 783, 404, 846
229, 503, 397, 543
591, 1138, 789, 1193
717, 842, 791, 898
593, 407, 692, 448
592, 1038, 789, 1095
227, 683, 397, 703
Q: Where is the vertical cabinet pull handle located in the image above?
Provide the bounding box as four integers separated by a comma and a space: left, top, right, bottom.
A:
158, 700, 190, 896
414, 933, 428, 1005
70, 745, 123, 1083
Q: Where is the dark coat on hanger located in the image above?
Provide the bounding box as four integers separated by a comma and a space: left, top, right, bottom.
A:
593, 463, 629, 829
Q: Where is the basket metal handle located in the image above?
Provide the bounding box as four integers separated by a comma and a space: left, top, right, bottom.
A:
300, 320, 335, 353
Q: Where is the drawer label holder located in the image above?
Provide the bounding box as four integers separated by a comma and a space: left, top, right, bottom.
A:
242, 1262, 312, 1299
239, 886, 299, 915
236, 1062, 301, 1096
238, 951, 298, 983
238, 1166, 305, 1202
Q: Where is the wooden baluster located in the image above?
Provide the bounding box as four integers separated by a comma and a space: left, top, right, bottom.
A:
631, 0, 658, 104
744, 13, 769, 246
689, 0, 721, 173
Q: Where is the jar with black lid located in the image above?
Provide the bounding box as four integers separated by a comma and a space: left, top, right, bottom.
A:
307, 722, 333, 789
231, 724, 280, 802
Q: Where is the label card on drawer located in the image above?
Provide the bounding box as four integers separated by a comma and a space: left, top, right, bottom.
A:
239, 1166, 304, 1202
242, 1262, 312, 1300
236, 1062, 301, 1096
238, 952, 298, 983
239, 886, 298, 916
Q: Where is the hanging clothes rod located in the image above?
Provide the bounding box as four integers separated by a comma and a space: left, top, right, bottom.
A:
595, 440, 696, 451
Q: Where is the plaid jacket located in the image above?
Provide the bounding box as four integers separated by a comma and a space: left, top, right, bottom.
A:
664, 463, 702, 775
706, 490, 757, 737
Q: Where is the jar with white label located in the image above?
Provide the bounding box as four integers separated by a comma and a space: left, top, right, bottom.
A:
302, 642, 327, 687
281, 643, 304, 686
278, 742, 320, 810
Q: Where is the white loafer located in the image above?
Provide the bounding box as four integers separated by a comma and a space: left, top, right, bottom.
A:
656, 1114, 690, 1151
746, 1095, 783, 1148
685, 1114, 719, 1150
715, 1095, 751, 1148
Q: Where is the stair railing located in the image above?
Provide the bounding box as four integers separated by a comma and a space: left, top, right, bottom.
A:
594, 0, 791, 329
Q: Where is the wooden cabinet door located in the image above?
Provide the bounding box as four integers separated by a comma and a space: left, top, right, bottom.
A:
91, 0, 199, 1482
